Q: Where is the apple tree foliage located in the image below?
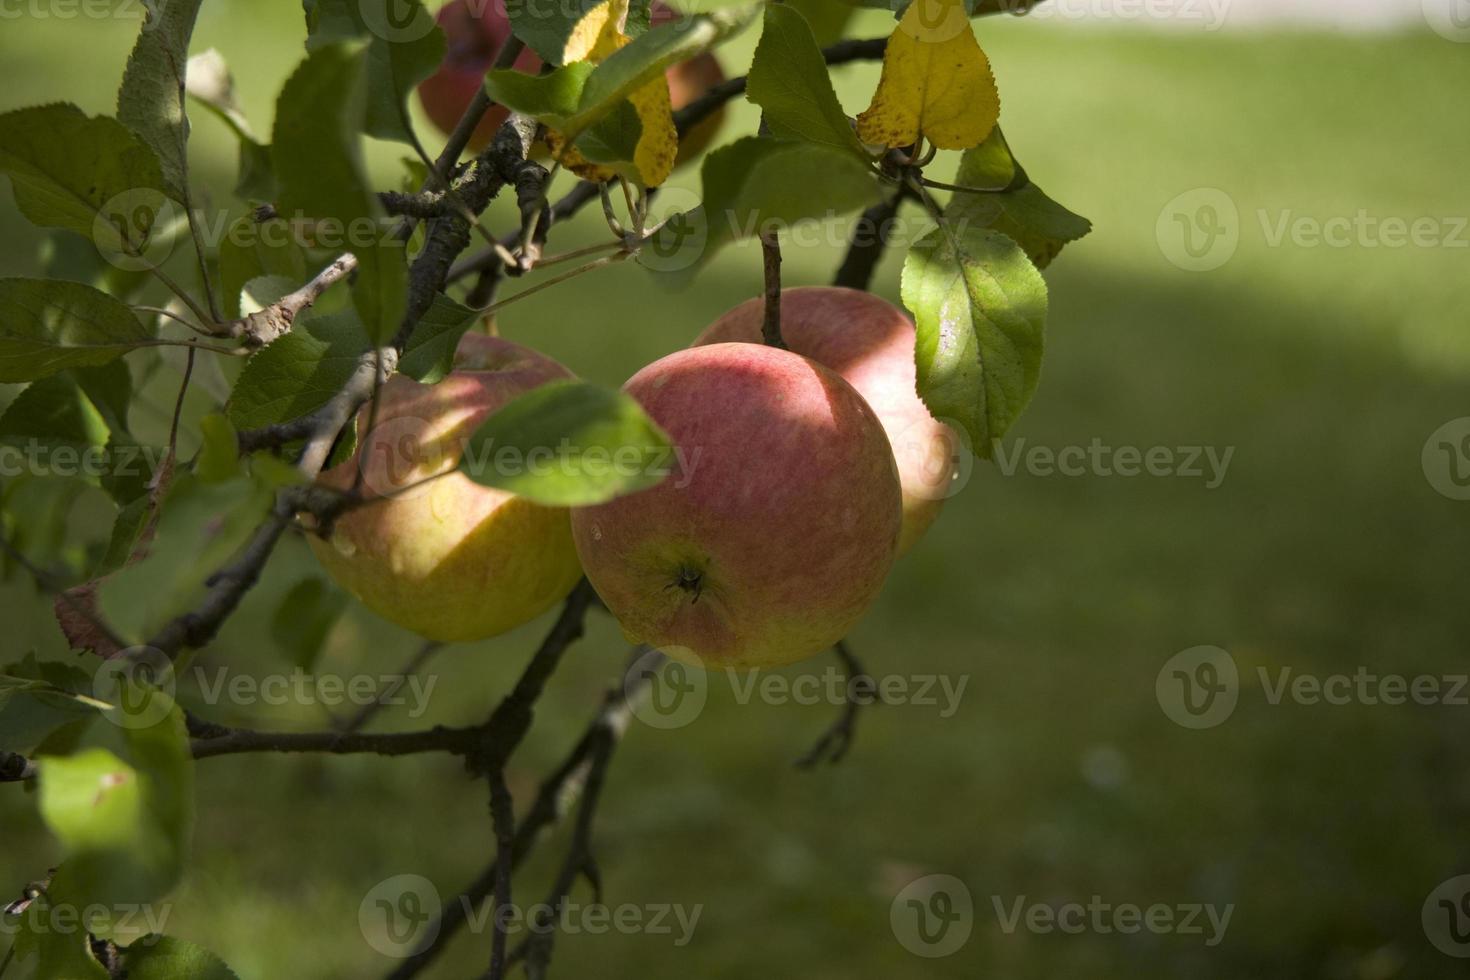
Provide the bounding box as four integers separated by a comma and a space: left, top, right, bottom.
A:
0, 0, 1087, 974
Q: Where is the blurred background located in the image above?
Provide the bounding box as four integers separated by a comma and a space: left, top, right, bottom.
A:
2, 1, 1469, 977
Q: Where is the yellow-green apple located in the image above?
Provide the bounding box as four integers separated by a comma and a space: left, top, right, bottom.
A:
308, 334, 583, 643
417, 0, 727, 160
570, 343, 902, 669
695, 287, 957, 554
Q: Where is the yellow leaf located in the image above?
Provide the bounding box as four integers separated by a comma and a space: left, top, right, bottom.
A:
548, 27, 678, 187
565, 0, 630, 64
628, 75, 677, 187
856, 0, 1000, 152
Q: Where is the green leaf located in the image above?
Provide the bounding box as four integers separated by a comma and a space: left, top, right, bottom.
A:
901, 221, 1048, 456
303, 0, 448, 148
948, 128, 1091, 269
509, 0, 607, 63
642, 136, 882, 277
399, 293, 482, 384
0, 104, 170, 252
574, 10, 751, 133
226, 311, 366, 432
37, 695, 193, 915
459, 380, 673, 506
747, 4, 868, 160
273, 43, 407, 346
196, 413, 242, 483
185, 50, 277, 201
121, 936, 240, 980
482, 62, 598, 131
117, 0, 205, 202
270, 577, 348, 670
0, 278, 154, 383
0, 654, 105, 753
98, 494, 152, 576
783, 0, 855, 44
97, 472, 279, 643
489, 9, 751, 141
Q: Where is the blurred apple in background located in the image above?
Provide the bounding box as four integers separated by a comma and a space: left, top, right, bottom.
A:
418, 0, 728, 161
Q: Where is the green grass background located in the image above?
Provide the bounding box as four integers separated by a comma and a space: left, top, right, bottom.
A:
3, 3, 1469, 977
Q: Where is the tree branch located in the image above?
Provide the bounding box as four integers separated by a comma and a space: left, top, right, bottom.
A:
384, 648, 649, 980
833, 188, 912, 291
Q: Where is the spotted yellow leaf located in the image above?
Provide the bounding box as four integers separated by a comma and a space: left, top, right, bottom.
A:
856, 0, 1000, 151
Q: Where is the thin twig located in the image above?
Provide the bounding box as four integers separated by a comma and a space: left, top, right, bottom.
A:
795, 641, 875, 768
338, 641, 444, 735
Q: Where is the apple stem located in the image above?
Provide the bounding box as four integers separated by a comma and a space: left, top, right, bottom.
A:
760, 231, 787, 350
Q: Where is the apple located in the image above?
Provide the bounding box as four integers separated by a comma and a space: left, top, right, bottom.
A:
694, 287, 958, 554
308, 333, 584, 644
570, 343, 902, 669
418, 0, 728, 161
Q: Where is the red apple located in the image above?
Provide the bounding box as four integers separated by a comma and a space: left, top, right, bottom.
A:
695, 287, 958, 554
417, 0, 727, 160
570, 343, 902, 669
309, 333, 584, 643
